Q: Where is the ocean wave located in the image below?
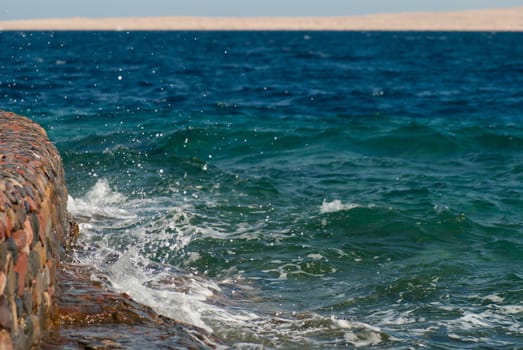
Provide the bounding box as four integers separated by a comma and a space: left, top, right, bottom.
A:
319, 199, 360, 214
11, 30, 521, 349
66, 179, 403, 348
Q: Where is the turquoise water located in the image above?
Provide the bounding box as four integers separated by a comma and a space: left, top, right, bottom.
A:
2, 31, 523, 349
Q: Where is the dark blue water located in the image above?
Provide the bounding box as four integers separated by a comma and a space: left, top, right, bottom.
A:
1, 31, 523, 349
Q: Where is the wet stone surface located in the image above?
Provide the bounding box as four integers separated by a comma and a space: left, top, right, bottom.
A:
41, 264, 222, 350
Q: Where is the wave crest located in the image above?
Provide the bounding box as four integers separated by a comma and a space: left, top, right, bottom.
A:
320, 199, 360, 214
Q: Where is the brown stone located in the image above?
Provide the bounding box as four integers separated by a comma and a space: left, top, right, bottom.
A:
23, 218, 34, 247
23, 288, 33, 315
9, 298, 17, 334
0, 212, 12, 238
0, 244, 7, 271
28, 250, 41, 280
0, 330, 13, 350
0, 221, 5, 241
43, 264, 50, 287
29, 214, 40, 247
11, 230, 27, 254
42, 291, 50, 312
13, 206, 26, 231
3, 191, 16, 208
13, 253, 28, 297
24, 196, 37, 213
0, 272, 5, 295
5, 258, 15, 298
5, 211, 17, 233
47, 285, 55, 299
32, 274, 42, 310
46, 260, 55, 287
0, 296, 12, 330
32, 242, 46, 269
36, 213, 46, 244
0, 193, 10, 212
29, 315, 40, 342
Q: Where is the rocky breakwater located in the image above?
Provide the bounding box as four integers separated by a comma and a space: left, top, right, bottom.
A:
0, 111, 77, 350
0, 112, 221, 350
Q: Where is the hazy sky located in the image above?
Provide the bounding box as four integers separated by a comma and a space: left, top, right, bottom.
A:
2, 0, 523, 20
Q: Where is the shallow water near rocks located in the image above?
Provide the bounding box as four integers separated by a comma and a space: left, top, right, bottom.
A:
2, 31, 523, 348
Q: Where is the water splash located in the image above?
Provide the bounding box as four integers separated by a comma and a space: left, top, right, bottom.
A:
67, 179, 136, 221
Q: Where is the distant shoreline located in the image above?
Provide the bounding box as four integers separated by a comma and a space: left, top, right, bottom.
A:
1, 7, 523, 31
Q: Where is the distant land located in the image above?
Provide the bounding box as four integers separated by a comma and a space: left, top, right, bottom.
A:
1, 7, 523, 31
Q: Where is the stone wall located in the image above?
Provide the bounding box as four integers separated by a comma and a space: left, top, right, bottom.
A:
0, 111, 76, 350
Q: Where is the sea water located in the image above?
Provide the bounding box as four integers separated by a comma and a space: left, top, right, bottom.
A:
1, 31, 523, 349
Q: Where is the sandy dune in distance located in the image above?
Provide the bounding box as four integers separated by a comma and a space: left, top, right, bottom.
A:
0, 7, 522, 31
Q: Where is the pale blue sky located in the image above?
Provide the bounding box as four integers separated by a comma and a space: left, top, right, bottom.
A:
2, 0, 523, 20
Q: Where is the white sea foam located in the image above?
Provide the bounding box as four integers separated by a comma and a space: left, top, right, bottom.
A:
108, 248, 226, 331
483, 294, 505, 303
111, 251, 208, 328
330, 317, 386, 347
405, 301, 523, 345
307, 253, 324, 261
319, 199, 359, 214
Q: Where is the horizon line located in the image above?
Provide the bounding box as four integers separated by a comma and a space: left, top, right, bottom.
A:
1, 7, 523, 31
